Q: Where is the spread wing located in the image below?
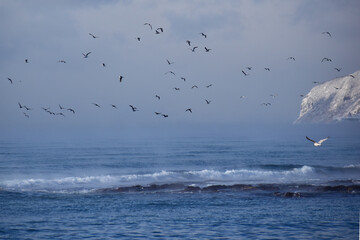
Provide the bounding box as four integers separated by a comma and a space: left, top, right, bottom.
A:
306, 136, 316, 143
318, 137, 329, 144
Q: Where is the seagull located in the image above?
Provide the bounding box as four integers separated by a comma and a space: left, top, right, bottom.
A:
56, 112, 65, 117
191, 85, 198, 89
102, 63, 106, 67
162, 114, 168, 118
306, 136, 329, 147
321, 57, 332, 62
190, 46, 198, 52
242, 70, 249, 76
42, 107, 50, 112
110, 104, 117, 109
144, 23, 152, 30
18, 102, 23, 109
200, 32, 207, 38
82, 52, 91, 58
166, 59, 174, 65
155, 27, 163, 34
23, 112, 30, 118
165, 71, 176, 76
89, 33, 98, 38
119, 75, 124, 82
25, 59, 29, 63
59, 104, 65, 110
181, 77, 186, 82
265, 68, 270, 71
186, 108, 192, 113
155, 95, 160, 100
246, 67, 252, 70
129, 105, 138, 112
322, 31, 332, 38
206, 84, 213, 88
92, 103, 101, 108
136, 37, 141, 41
204, 47, 211, 52
67, 108, 75, 114
186, 40, 191, 46
173, 87, 180, 91
205, 99, 211, 104
7, 78, 13, 84
287, 57, 295, 61
334, 68, 342, 72
155, 112, 162, 115
23, 105, 32, 111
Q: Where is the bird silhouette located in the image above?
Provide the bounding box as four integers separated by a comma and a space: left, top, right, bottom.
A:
246, 67, 252, 70
144, 23, 152, 30
265, 68, 270, 71
321, 57, 332, 62
119, 75, 124, 82
155, 95, 160, 100
306, 136, 329, 146
204, 47, 211, 52
162, 114, 168, 118
242, 70, 249, 76
206, 84, 213, 88
186, 40, 191, 46
334, 68, 342, 72
23, 112, 30, 118
82, 52, 91, 58
200, 32, 207, 38
92, 103, 101, 108
67, 108, 75, 114
18, 102, 23, 109
102, 63, 106, 67
287, 57, 295, 61
165, 71, 176, 76
89, 33, 98, 38
166, 59, 174, 65
190, 46, 198, 52
205, 99, 211, 104
7, 78, 13, 84
155, 28, 163, 34
173, 87, 180, 91
110, 104, 117, 109
191, 85, 198, 89
25, 59, 29, 63
181, 77, 186, 82
136, 37, 141, 41
155, 112, 162, 115
186, 108, 192, 113
322, 32, 332, 38
59, 104, 65, 110
129, 105, 138, 112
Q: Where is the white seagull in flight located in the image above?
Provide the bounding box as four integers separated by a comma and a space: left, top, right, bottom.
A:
306, 136, 329, 147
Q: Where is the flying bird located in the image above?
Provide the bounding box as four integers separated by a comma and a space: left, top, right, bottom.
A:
205, 99, 211, 104
23, 112, 30, 118
92, 103, 101, 108
25, 59, 29, 63
119, 75, 124, 82
322, 31, 332, 38
191, 85, 198, 89
242, 70, 249, 76
155, 95, 160, 100
287, 57, 295, 61
165, 71, 176, 76
67, 108, 75, 114
110, 104, 117, 109
265, 68, 270, 71
89, 33, 98, 38
56, 112, 65, 117
334, 68, 342, 72
162, 114, 168, 118
173, 87, 180, 91
261, 103, 271, 106
23, 105, 32, 111
204, 47, 211, 52
321, 57, 332, 62
144, 23, 152, 30
102, 63, 106, 67
82, 52, 91, 58
136, 37, 141, 41
166, 59, 174, 65
190, 46, 198, 52
206, 84, 213, 88
155, 112, 162, 115
246, 67, 252, 70
200, 32, 207, 38
186, 40, 191, 46
59, 104, 65, 110
129, 105, 138, 112
181, 77, 186, 82
18, 102, 23, 109
186, 108, 192, 113
306, 136, 329, 147
155, 27, 163, 34
7, 78, 13, 84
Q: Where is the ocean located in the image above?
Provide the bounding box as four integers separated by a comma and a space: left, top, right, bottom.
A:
0, 137, 359, 239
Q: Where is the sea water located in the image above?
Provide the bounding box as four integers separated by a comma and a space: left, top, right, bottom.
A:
0, 137, 359, 239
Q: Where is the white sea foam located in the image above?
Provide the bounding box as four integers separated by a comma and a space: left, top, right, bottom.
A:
1, 166, 318, 192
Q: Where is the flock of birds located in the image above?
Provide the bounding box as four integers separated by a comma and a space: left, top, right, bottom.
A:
3, 25, 346, 145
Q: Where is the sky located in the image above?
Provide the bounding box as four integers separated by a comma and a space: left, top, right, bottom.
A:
1, 0, 360, 140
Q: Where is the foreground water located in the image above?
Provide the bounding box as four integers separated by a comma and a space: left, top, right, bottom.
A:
0, 137, 359, 239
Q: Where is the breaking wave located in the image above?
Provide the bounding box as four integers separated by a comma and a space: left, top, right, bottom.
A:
1, 165, 359, 194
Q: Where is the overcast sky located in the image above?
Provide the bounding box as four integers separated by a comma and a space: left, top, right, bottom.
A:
1, 0, 360, 140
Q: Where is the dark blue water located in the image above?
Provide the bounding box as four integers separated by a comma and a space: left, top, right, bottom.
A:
1, 137, 359, 239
